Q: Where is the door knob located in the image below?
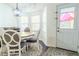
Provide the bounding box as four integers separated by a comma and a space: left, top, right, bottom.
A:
57, 30, 59, 32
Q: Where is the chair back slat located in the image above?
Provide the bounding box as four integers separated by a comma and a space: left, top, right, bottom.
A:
2, 30, 21, 56
6, 31, 14, 36
3, 30, 20, 46
4, 33, 11, 43
34, 30, 41, 40
12, 33, 19, 43
37, 30, 41, 39
0, 28, 4, 36
9, 40, 17, 45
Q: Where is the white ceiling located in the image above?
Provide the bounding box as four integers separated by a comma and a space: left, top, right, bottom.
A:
5, 3, 47, 13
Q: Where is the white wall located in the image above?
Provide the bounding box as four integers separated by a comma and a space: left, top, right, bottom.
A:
47, 3, 57, 47
40, 3, 57, 47
40, 6, 47, 45
0, 4, 17, 27
0, 3, 58, 47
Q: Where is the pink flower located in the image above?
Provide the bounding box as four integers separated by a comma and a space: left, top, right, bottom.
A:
60, 13, 74, 22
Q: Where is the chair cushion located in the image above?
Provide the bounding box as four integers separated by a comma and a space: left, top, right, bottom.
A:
26, 39, 37, 43
23, 37, 37, 43
0, 42, 1, 47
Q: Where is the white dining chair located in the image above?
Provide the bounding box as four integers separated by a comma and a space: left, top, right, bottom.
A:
2, 30, 21, 56
0, 27, 4, 36
0, 37, 2, 55
26, 30, 41, 50
0, 28, 4, 55
24, 27, 30, 32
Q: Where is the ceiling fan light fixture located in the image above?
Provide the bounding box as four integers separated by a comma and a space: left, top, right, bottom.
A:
14, 9, 21, 16
14, 3, 21, 16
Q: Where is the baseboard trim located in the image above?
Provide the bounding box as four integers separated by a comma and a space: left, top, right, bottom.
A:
56, 47, 77, 52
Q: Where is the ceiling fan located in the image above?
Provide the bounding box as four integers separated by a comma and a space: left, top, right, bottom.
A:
14, 3, 21, 16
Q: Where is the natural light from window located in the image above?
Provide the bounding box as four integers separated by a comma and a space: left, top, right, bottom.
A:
60, 7, 75, 29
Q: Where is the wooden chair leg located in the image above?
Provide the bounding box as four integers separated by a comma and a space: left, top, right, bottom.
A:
37, 43, 39, 50
37, 40, 39, 50
26, 43, 28, 51
19, 50, 21, 56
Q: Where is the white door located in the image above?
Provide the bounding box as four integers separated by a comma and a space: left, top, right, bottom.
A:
57, 4, 78, 51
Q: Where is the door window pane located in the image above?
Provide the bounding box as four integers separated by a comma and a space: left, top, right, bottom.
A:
60, 7, 75, 29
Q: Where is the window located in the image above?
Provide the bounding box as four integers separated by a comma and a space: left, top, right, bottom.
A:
20, 16, 29, 23
60, 7, 75, 29
19, 15, 41, 32
31, 15, 40, 23
31, 15, 40, 32
20, 16, 29, 32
